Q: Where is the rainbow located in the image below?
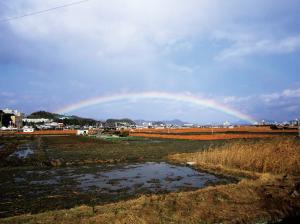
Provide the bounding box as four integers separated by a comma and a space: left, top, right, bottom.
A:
55, 91, 257, 124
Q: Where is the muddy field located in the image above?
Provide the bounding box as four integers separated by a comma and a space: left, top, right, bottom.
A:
1, 135, 299, 223
0, 135, 233, 218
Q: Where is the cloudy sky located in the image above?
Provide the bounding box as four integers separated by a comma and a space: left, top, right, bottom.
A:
1, 0, 300, 123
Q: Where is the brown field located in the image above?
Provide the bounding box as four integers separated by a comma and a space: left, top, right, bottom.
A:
132, 126, 299, 134
130, 132, 277, 140
0, 130, 97, 136
0, 130, 77, 135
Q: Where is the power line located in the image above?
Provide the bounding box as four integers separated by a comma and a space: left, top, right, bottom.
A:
0, 0, 91, 23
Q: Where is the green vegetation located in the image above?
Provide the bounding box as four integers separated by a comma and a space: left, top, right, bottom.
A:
28, 111, 60, 119
26, 111, 137, 127
26, 111, 100, 126
104, 118, 135, 129
41, 136, 227, 165
2, 135, 228, 167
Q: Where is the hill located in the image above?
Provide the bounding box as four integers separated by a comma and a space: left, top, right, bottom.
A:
28, 111, 60, 119
105, 118, 136, 128
27, 111, 99, 126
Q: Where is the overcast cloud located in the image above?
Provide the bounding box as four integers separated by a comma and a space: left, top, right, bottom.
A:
0, 0, 300, 122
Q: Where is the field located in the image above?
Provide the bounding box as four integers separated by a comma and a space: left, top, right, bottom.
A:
130, 126, 298, 140
0, 136, 230, 217
0, 135, 299, 223
131, 126, 299, 133
0, 130, 77, 136
130, 132, 278, 140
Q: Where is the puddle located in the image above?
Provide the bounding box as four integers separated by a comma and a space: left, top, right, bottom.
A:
9, 144, 34, 159
150, 140, 163, 143
4, 163, 232, 199
30, 179, 59, 185
14, 177, 26, 183
73, 162, 228, 193
0, 162, 235, 218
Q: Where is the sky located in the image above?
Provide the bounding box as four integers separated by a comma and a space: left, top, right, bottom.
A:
0, 0, 300, 123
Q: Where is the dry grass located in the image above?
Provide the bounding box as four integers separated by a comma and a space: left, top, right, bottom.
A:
170, 138, 300, 175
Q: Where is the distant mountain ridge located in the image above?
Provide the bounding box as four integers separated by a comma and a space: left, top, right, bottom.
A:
27, 111, 189, 127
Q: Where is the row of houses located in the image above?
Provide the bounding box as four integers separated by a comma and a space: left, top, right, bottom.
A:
0, 108, 98, 132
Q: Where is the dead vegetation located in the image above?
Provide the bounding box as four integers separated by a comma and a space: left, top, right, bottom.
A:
170, 138, 300, 175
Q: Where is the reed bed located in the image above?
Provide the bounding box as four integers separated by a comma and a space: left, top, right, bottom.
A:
171, 138, 300, 175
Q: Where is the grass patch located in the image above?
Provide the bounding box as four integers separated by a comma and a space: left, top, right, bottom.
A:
40, 136, 229, 165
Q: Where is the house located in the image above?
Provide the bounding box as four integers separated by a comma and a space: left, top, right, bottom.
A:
23, 126, 34, 133
77, 130, 89, 135
1, 108, 23, 129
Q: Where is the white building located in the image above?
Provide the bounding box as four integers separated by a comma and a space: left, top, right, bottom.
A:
22, 126, 34, 133
23, 118, 52, 123
223, 121, 231, 127
2, 108, 21, 116
183, 123, 195, 127
77, 130, 89, 135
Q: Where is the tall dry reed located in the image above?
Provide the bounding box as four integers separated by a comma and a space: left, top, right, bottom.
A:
182, 138, 300, 175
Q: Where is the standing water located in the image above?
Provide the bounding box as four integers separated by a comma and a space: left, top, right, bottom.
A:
74, 162, 230, 193
1, 162, 234, 217
13, 162, 232, 194
9, 143, 34, 159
